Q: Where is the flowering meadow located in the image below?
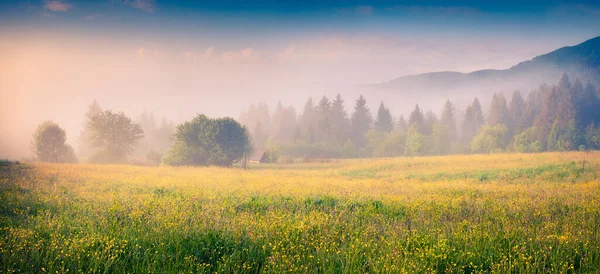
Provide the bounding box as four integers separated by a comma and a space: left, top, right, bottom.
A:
1, 152, 599, 273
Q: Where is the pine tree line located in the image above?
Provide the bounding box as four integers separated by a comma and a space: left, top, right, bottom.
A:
239, 74, 600, 159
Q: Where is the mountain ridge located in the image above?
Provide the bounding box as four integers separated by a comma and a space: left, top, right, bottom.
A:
376, 36, 600, 91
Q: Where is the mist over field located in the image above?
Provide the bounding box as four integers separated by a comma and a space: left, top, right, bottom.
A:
2, 0, 600, 160
3, 1, 600, 273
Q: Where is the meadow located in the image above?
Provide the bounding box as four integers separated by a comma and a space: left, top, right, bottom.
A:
1, 152, 599, 273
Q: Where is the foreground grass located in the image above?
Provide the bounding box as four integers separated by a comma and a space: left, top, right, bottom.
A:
1, 152, 599, 273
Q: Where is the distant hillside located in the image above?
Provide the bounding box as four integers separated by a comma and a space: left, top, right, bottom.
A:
375, 36, 600, 93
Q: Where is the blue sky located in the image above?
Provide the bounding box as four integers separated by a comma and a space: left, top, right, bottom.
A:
2, 0, 600, 45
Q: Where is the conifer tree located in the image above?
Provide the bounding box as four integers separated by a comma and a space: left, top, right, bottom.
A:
350, 95, 372, 147
374, 102, 393, 133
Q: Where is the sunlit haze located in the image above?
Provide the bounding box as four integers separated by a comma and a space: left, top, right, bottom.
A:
1, 0, 600, 159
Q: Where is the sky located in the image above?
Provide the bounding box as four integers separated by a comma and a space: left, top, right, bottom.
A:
1, 0, 600, 159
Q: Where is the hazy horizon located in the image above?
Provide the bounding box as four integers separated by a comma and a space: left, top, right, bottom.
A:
2, 0, 600, 159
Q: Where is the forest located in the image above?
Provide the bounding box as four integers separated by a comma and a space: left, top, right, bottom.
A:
27, 73, 600, 167
238, 74, 600, 162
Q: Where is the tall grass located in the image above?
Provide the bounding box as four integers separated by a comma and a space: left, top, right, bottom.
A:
1, 152, 599, 273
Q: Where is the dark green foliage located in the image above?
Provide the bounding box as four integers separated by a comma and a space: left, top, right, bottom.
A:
163, 115, 252, 167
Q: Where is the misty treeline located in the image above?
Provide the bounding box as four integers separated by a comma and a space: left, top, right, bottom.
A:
30, 100, 176, 165
29, 73, 600, 166
239, 74, 600, 161
30, 100, 254, 167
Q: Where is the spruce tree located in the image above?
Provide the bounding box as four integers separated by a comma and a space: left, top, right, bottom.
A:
374, 102, 393, 133
408, 104, 424, 132
350, 95, 372, 147
440, 100, 457, 141
331, 94, 350, 145
509, 90, 527, 135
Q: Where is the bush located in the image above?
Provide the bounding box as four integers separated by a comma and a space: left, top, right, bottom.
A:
471, 125, 507, 154
513, 127, 543, 153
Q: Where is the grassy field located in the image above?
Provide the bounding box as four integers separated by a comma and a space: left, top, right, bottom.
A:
1, 152, 600, 273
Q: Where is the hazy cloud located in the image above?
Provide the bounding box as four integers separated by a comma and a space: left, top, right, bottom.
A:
44, 0, 72, 12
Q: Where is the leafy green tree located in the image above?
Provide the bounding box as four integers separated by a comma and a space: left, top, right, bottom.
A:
471, 125, 507, 154
374, 102, 393, 133
89, 110, 144, 163
364, 130, 388, 156
163, 115, 252, 167
365, 130, 406, 157
405, 124, 424, 156
512, 127, 543, 153
31, 121, 78, 163
350, 95, 372, 147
